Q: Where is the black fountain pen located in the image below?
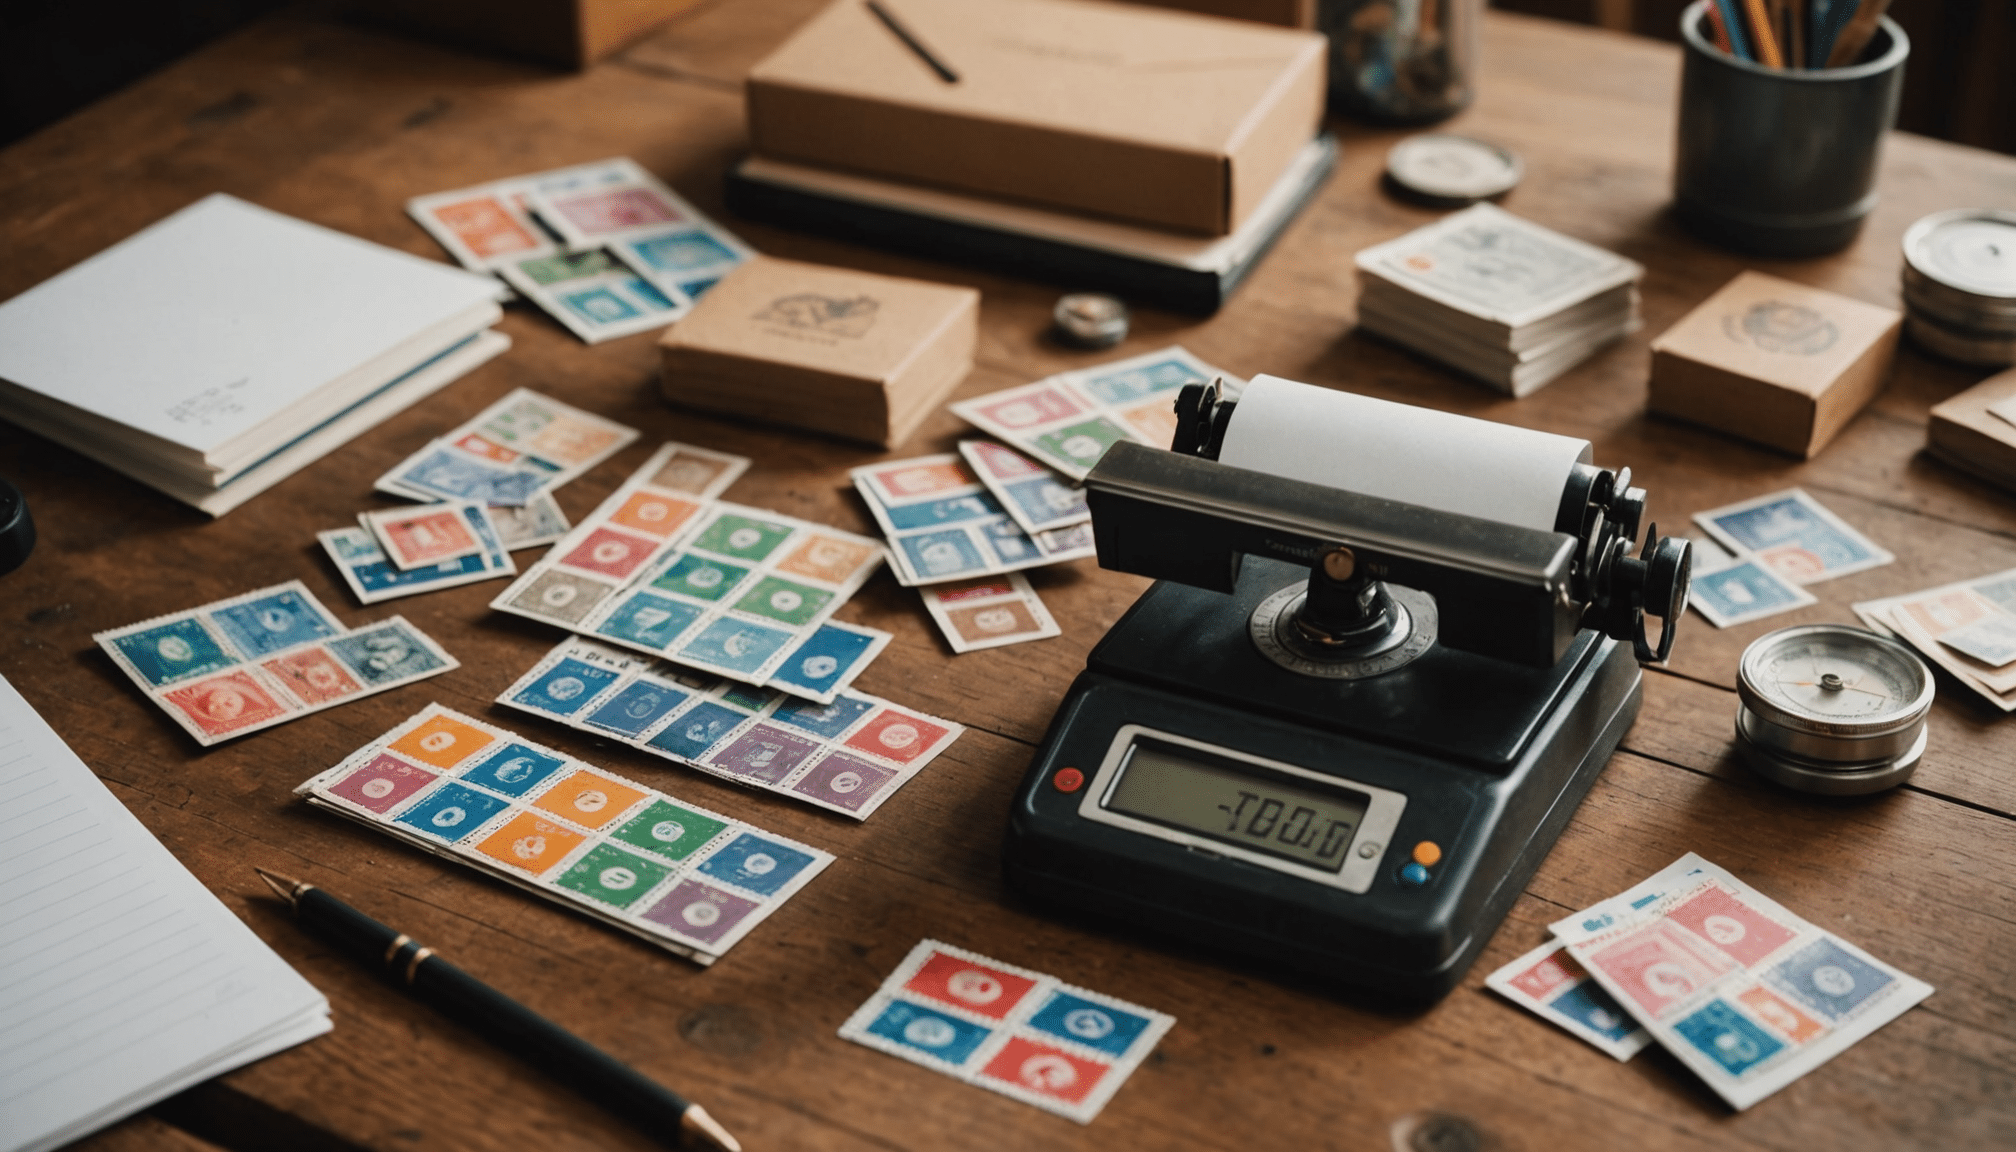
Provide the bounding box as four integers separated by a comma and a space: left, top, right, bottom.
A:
256, 869, 741, 1152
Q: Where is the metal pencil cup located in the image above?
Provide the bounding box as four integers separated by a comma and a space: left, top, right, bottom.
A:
1673, 0, 1908, 258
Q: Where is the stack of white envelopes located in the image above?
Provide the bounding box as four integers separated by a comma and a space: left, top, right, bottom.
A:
0, 194, 507, 516
1354, 204, 1643, 397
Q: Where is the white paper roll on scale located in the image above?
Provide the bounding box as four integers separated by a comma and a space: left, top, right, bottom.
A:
1216, 375, 1593, 532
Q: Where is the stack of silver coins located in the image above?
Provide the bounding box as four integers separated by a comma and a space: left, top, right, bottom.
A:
1901, 209, 2016, 366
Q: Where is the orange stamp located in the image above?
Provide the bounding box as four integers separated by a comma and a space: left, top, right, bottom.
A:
390, 712, 496, 769
534, 769, 649, 829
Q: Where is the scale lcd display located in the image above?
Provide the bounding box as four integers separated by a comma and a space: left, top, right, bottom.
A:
1103, 739, 1370, 872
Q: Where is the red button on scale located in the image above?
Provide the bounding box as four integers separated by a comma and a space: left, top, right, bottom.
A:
1052, 767, 1085, 793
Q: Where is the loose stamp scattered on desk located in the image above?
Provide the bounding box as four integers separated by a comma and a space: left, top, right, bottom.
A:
499, 636, 956, 820
1856, 570, 2016, 708
851, 454, 1093, 586
950, 346, 1239, 480
1687, 556, 1816, 629
361, 501, 490, 570
296, 704, 832, 963
495, 443, 891, 699
485, 492, 571, 551
95, 581, 457, 745
921, 573, 1060, 653
376, 388, 639, 506
1693, 488, 1893, 585
1484, 939, 1652, 1061
1550, 853, 1931, 1110
838, 940, 1174, 1124
958, 439, 1089, 536
321, 502, 514, 604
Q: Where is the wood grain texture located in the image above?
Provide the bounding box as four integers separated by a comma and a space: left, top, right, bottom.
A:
3, 4, 2012, 1150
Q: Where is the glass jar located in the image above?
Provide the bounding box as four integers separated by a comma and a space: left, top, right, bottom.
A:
1319, 0, 1480, 124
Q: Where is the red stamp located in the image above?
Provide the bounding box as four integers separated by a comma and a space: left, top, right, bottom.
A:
904, 949, 1037, 1019
374, 507, 482, 568
974, 385, 1082, 430
978, 1037, 1108, 1105
559, 526, 659, 579
1507, 948, 1584, 1001
261, 646, 363, 705
870, 460, 971, 500
450, 431, 523, 464
328, 754, 435, 813
433, 195, 540, 259
1585, 920, 1737, 1017
163, 671, 290, 736
845, 709, 952, 765
928, 578, 1017, 604
549, 187, 680, 234
1664, 885, 1797, 966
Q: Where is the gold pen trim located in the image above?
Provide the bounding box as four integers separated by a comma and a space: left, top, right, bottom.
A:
383, 934, 413, 967
404, 947, 434, 985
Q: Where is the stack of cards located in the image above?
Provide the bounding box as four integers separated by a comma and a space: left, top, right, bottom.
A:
376, 388, 636, 524
950, 346, 1237, 480
295, 705, 832, 964
838, 940, 1174, 1124
1354, 204, 1643, 396
851, 455, 1094, 586
493, 443, 892, 698
501, 637, 962, 819
1855, 567, 2016, 712
1530, 854, 1932, 1110
1687, 489, 1892, 628
320, 502, 516, 604
409, 158, 754, 343
95, 582, 457, 745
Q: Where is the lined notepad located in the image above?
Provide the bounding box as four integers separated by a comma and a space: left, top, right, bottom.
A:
0, 675, 330, 1152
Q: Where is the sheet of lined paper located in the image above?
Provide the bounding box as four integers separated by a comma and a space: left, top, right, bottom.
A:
0, 675, 328, 1152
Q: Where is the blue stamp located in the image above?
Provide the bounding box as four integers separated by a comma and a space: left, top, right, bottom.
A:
696, 832, 814, 895
1078, 357, 1205, 405
111, 619, 237, 686
1672, 1000, 1783, 1076
863, 1000, 992, 1066
510, 657, 622, 717
772, 693, 874, 738
769, 624, 876, 696
651, 554, 753, 603
393, 781, 509, 843
395, 447, 543, 505
208, 588, 340, 657
980, 519, 1039, 565
1002, 476, 1087, 529
328, 622, 447, 686
645, 701, 747, 759
596, 591, 702, 651
628, 230, 737, 273
900, 529, 985, 580
350, 553, 489, 595
460, 743, 565, 797
1689, 559, 1806, 625
584, 680, 691, 738
625, 276, 674, 309
884, 493, 1001, 531
1026, 990, 1151, 1057
1705, 494, 1875, 573
1548, 981, 1637, 1042
563, 286, 641, 325
1767, 937, 1892, 1020
677, 618, 793, 675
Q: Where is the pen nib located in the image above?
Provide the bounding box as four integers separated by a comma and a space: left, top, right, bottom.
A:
681, 1105, 742, 1152
254, 867, 305, 907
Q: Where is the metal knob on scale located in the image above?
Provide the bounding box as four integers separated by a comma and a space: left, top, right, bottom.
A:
1735, 624, 1935, 795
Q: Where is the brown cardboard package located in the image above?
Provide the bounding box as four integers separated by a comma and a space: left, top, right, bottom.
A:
745, 0, 1327, 236
1124, 0, 1315, 26
1928, 368, 2016, 492
1648, 271, 1902, 458
658, 256, 978, 448
351, 0, 702, 68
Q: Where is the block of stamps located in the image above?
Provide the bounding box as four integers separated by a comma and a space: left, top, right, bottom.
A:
499, 636, 955, 820
958, 439, 1089, 536
1484, 938, 1653, 1061
838, 940, 1175, 1124
295, 705, 832, 964
851, 454, 1093, 586
376, 388, 639, 505
950, 346, 1239, 480
321, 504, 514, 605
95, 581, 459, 745
919, 573, 1060, 653
1550, 853, 1932, 1110
1694, 488, 1893, 585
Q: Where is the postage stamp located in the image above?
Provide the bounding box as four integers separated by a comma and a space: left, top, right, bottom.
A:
1694, 489, 1893, 585
1688, 557, 1817, 629
361, 502, 488, 571
295, 704, 833, 964
851, 454, 1094, 587
376, 389, 638, 505
322, 505, 515, 605
959, 439, 1089, 537
838, 940, 1175, 1124
919, 573, 1061, 653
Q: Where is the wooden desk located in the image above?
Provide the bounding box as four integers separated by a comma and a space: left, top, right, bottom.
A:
4, 5, 2013, 1150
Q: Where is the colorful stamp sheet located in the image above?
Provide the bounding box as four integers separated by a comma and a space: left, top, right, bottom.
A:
920, 573, 1060, 654
295, 704, 831, 964
321, 504, 515, 605
1855, 567, 2016, 712
838, 940, 1175, 1124
408, 158, 751, 344
1484, 938, 1653, 1061
949, 346, 1239, 481
376, 388, 639, 507
1549, 853, 1932, 1110
958, 439, 1089, 537
851, 454, 1093, 587
500, 636, 954, 820
1693, 488, 1894, 586
95, 581, 458, 746
495, 443, 890, 700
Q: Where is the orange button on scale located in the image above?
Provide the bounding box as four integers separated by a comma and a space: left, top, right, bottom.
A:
1412, 841, 1443, 867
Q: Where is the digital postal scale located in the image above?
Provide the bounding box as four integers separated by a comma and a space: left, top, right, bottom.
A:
1004, 376, 1691, 1001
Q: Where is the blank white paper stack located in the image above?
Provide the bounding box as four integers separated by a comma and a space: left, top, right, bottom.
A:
0, 674, 330, 1152
0, 194, 509, 516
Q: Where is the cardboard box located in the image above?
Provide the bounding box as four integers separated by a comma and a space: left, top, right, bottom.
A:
1928, 367, 2016, 492
746, 0, 1327, 236
658, 255, 978, 448
1122, 0, 1315, 27
1648, 271, 1902, 458
352, 0, 702, 69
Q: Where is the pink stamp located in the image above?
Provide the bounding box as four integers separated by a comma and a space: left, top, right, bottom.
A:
162, 671, 291, 737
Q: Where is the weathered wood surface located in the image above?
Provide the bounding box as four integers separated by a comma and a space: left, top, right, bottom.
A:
2, 4, 2013, 1150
